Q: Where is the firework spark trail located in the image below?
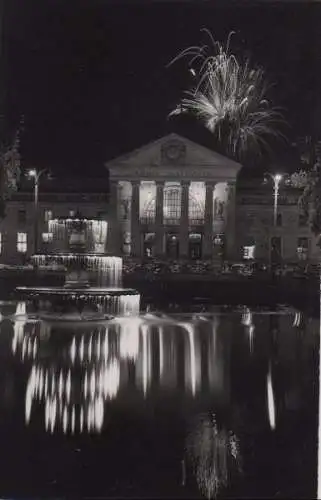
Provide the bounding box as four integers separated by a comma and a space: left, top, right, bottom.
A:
168, 29, 286, 161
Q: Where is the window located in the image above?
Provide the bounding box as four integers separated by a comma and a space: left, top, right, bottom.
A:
18, 209, 27, 224
188, 233, 202, 260
17, 232, 27, 253
42, 232, 53, 243
270, 236, 282, 263
276, 213, 282, 226
44, 210, 53, 222
297, 237, 309, 260
163, 188, 181, 224
143, 233, 155, 258
189, 198, 204, 225
243, 245, 255, 260
299, 211, 308, 227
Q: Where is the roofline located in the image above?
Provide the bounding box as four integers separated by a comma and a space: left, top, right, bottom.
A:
105, 132, 242, 170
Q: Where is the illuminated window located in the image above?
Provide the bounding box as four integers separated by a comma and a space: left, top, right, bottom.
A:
243, 245, 255, 260
17, 232, 27, 253
163, 188, 181, 224
44, 210, 53, 222
189, 197, 204, 224
42, 232, 53, 243
297, 237, 309, 260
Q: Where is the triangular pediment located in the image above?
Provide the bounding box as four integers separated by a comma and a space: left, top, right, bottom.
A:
105, 133, 242, 171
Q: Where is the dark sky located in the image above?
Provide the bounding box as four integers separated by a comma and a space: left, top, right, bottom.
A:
4, 0, 321, 176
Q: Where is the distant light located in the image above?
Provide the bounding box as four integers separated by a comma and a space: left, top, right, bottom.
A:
28, 169, 37, 178
274, 174, 282, 183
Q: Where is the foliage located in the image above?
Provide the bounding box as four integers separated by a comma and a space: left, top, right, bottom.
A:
168, 29, 286, 163
297, 161, 321, 243
288, 169, 309, 189
0, 129, 21, 218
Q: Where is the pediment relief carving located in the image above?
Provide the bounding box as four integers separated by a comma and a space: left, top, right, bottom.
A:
160, 140, 186, 165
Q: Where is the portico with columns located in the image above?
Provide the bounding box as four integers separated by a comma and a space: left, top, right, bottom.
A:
106, 133, 241, 260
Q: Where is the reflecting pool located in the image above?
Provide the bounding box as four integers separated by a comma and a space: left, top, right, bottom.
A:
0, 301, 318, 498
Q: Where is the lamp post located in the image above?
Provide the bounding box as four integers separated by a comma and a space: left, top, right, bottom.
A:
267, 173, 283, 226
28, 168, 49, 254
264, 173, 283, 273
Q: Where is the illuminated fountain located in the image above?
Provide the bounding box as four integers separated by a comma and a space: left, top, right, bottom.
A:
16, 213, 140, 320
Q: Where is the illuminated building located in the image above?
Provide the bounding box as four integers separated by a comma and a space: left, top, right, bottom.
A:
0, 134, 318, 265
107, 133, 241, 261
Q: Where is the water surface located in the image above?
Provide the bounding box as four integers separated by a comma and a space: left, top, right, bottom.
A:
0, 302, 318, 499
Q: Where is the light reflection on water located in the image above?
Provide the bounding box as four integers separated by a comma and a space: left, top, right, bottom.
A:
185, 413, 242, 499
0, 301, 317, 498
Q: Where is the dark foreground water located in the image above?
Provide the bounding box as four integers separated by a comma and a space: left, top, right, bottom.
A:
0, 301, 318, 499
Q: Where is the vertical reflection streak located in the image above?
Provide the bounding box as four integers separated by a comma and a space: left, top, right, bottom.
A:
141, 325, 149, 397
159, 326, 164, 379
181, 323, 197, 397
267, 363, 276, 430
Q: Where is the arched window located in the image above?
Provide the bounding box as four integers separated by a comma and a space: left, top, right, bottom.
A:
189, 196, 205, 225
143, 186, 205, 225
143, 199, 156, 223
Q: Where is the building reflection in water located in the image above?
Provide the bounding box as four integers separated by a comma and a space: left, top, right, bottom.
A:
207, 315, 226, 398
185, 412, 242, 499
9, 312, 232, 434
181, 322, 201, 397
7, 305, 317, 437
241, 307, 255, 354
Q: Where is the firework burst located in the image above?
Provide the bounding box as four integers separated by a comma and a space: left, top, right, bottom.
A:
168, 29, 286, 162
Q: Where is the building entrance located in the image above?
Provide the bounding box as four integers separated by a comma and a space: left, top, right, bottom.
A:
143, 233, 155, 258
166, 233, 179, 259
188, 233, 202, 260
270, 236, 282, 265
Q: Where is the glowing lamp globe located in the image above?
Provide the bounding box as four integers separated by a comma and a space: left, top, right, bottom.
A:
28, 169, 37, 178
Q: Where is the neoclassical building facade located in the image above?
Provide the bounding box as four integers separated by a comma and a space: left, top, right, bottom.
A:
106, 133, 242, 260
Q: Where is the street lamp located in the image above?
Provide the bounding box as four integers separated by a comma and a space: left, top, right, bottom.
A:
264, 173, 283, 226
28, 168, 50, 254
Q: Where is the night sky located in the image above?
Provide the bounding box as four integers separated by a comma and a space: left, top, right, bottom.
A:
4, 0, 321, 177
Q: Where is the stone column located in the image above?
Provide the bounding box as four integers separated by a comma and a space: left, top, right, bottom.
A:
108, 180, 121, 255
130, 180, 141, 257
203, 182, 215, 259
155, 181, 164, 257
225, 182, 236, 260
179, 181, 190, 258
